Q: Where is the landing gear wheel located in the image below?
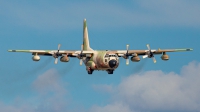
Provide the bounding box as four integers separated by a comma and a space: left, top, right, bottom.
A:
107, 70, 113, 74
87, 69, 94, 75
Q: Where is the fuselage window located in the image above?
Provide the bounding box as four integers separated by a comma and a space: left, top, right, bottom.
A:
105, 54, 109, 57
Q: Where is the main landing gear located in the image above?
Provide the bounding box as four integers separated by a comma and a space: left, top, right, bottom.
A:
88, 70, 94, 74
87, 68, 114, 75
87, 67, 94, 74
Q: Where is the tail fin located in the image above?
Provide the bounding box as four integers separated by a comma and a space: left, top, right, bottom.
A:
83, 19, 93, 51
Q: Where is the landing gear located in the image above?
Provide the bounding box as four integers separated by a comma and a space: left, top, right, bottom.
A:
87, 67, 94, 74
88, 70, 94, 74
107, 69, 113, 74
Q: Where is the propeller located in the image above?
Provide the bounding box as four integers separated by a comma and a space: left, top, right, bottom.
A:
79, 45, 83, 65
125, 44, 129, 65
143, 44, 156, 63
53, 44, 61, 64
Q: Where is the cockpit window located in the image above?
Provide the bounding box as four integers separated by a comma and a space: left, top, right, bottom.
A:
105, 54, 117, 57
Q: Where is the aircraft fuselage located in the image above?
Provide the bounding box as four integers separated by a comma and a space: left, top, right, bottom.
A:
83, 50, 119, 71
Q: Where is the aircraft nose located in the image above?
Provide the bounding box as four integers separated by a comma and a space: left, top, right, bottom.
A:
109, 60, 117, 68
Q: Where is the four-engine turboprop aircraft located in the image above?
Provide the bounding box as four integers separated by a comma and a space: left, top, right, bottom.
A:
8, 19, 193, 74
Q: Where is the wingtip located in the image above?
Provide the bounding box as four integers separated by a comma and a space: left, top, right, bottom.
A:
189, 48, 193, 51
8, 50, 15, 52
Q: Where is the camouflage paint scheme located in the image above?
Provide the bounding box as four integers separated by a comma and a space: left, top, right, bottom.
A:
8, 19, 193, 74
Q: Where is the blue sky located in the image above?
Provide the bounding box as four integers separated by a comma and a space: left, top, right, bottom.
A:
0, 0, 200, 112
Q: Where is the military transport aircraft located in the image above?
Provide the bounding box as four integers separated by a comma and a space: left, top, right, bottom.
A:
8, 19, 193, 74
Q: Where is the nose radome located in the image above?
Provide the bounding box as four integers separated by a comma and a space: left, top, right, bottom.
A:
109, 60, 117, 68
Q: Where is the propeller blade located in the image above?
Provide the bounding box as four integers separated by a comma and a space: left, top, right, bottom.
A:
146, 44, 151, 50
58, 44, 61, 49
143, 55, 148, 58
79, 44, 83, 58
58, 44, 61, 52
55, 58, 58, 64
53, 44, 61, 64
126, 58, 129, 65
80, 59, 83, 65
126, 44, 129, 51
152, 57, 156, 63
81, 44, 83, 50
125, 44, 130, 65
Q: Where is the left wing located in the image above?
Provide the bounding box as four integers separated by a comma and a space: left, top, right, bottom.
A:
116, 48, 193, 56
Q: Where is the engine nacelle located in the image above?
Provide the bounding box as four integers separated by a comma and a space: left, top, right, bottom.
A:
161, 54, 169, 61
131, 56, 140, 62
32, 55, 40, 61
60, 56, 70, 62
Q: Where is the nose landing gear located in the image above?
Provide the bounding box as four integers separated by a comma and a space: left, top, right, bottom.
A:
107, 69, 113, 74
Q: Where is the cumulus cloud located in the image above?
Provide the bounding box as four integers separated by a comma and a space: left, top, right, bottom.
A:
0, 101, 34, 112
32, 69, 69, 112
0, 69, 70, 112
90, 102, 133, 112
32, 68, 67, 95
1, 62, 200, 112
91, 61, 200, 112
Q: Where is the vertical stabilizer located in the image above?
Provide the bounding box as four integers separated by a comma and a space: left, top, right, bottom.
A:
83, 19, 93, 51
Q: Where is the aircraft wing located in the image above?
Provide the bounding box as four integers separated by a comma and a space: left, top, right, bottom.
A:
115, 48, 193, 56
8, 50, 94, 57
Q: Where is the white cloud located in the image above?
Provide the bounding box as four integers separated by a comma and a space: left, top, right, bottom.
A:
0, 101, 34, 112
1, 61, 200, 112
0, 69, 70, 112
32, 69, 69, 112
90, 102, 133, 112
32, 68, 67, 95
91, 61, 200, 112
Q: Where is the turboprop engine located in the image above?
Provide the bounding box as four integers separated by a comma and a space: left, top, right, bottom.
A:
131, 56, 140, 62
60, 56, 70, 62
161, 52, 169, 61
32, 55, 40, 61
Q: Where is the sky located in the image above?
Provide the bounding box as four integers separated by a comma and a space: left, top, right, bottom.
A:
0, 0, 200, 112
